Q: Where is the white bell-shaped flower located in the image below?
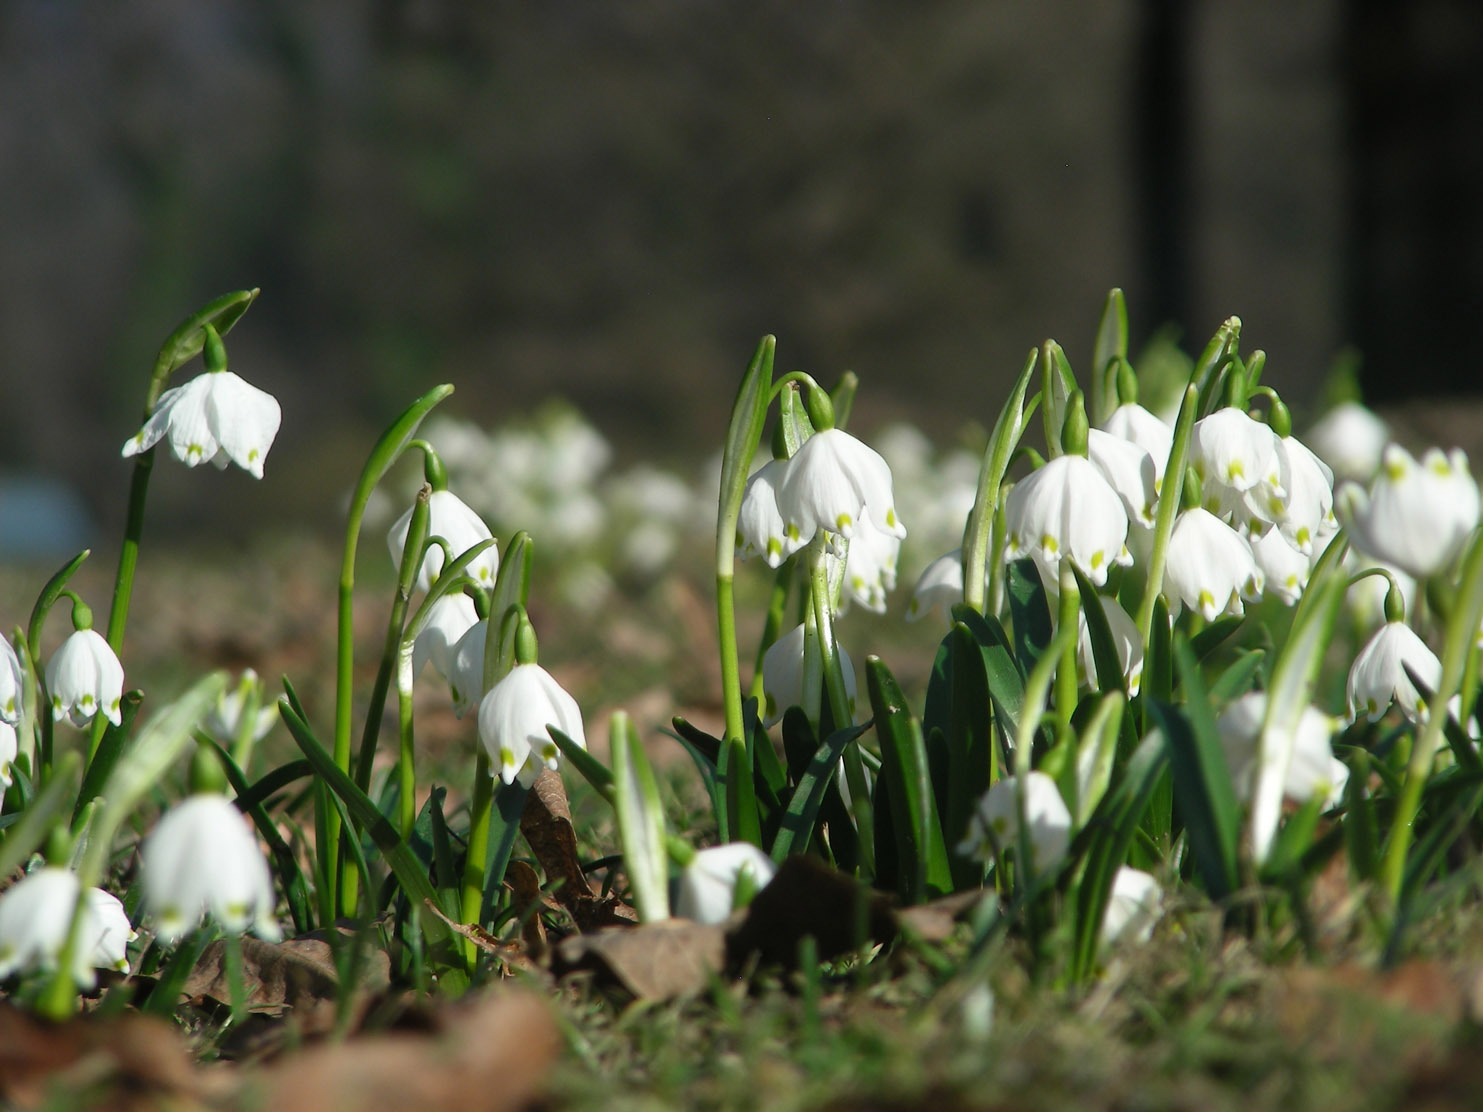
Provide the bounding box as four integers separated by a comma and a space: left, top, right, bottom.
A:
205, 669, 278, 745
1099, 866, 1163, 951
1004, 455, 1131, 588
1162, 508, 1263, 621
958, 771, 1072, 873
1250, 527, 1309, 606
1076, 592, 1144, 696
0, 637, 22, 725
447, 620, 488, 717
0, 868, 134, 989
389, 489, 500, 592
412, 593, 481, 680
122, 370, 282, 479
839, 517, 901, 614
1101, 403, 1173, 487
1347, 620, 1441, 723
737, 460, 807, 568
46, 628, 124, 728
142, 793, 280, 942
674, 843, 778, 925
0, 719, 16, 791
1339, 445, 1480, 579
907, 550, 973, 623
1304, 401, 1390, 486
761, 623, 857, 726
1191, 407, 1286, 523
775, 429, 906, 544
1218, 692, 1347, 811
1272, 436, 1335, 554
477, 663, 586, 786
1087, 428, 1158, 527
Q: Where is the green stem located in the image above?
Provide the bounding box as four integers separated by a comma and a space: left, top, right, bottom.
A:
717, 567, 746, 745
963, 351, 1037, 614
397, 643, 417, 842
1135, 384, 1198, 649
461, 754, 495, 969
225, 931, 247, 1025
1054, 564, 1080, 737
750, 561, 793, 706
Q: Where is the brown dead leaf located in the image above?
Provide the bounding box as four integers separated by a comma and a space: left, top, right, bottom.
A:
521, 768, 637, 930
726, 855, 897, 968
246, 989, 557, 1112
506, 859, 551, 958
554, 917, 728, 999
894, 890, 990, 943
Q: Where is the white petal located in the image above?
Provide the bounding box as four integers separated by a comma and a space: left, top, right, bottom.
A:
205, 371, 282, 479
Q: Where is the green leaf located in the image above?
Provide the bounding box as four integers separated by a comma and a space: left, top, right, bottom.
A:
73, 691, 144, 822
1341, 748, 1379, 883
1070, 564, 1125, 697
481, 780, 530, 923
1090, 288, 1128, 425
1007, 558, 1053, 677
1190, 616, 1245, 664
961, 349, 1037, 613
1040, 341, 1078, 459
944, 623, 993, 889
611, 711, 670, 921
1144, 595, 1173, 707
718, 336, 775, 546
866, 657, 952, 903
0, 752, 81, 881
770, 720, 870, 862
950, 603, 1025, 745
1208, 649, 1265, 705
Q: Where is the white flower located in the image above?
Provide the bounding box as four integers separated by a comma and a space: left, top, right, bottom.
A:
121, 371, 281, 479
907, 550, 970, 623
1191, 407, 1286, 523
1342, 554, 1415, 635
1272, 436, 1335, 554
413, 593, 481, 680
737, 460, 807, 568
1218, 693, 1347, 811
0, 720, 16, 791
775, 429, 905, 544
674, 843, 778, 925
1076, 592, 1143, 696
0, 868, 135, 989
142, 793, 280, 942
1339, 445, 1480, 579
1250, 527, 1310, 606
1087, 428, 1158, 527
761, 623, 858, 726
1304, 402, 1390, 485
839, 517, 901, 614
0, 637, 22, 725
1101, 402, 1173, 487
46, 628, 124, 728
1347, 620, 1441, 723
205, 669, 277, 745
1099, 866, 1163, 950
447, 619, 488, 716
1162, 508, 1263, 621
388, 489, 500, 592
1003, 455, 1131, 587
958, 771, 1071, 873
477, 663, 586, 786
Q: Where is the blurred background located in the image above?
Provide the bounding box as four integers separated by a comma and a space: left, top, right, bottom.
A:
2, 0, 1481, 549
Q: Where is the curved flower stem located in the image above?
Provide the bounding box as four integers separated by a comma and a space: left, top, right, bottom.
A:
460, 754, 495, 970
1135, 384, 1198, 650
1381, 537, 1483, 905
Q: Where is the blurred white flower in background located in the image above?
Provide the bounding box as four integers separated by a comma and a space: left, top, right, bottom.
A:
1338, 445, 1480, 579
674, 843, 778, 925
0, 868, 134, 988
1304, 402, 1389, 486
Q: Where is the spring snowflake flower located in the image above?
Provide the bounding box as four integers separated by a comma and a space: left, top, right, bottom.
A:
1250, 527, 1310, 606
0, 720, 16, 791
1304, 401, 1390, 485
205, 669, 277, 745
1076, 593, 1143, 696
1272, 435, 1335, 554
907, 550, 970, 623
674, 843, 778, 925
839, 517, 901, 614
737, 460, 807, 568
958, 771, 1072, 873
1338, 445, 1480, 579
761, 623, 858, 726
1190, 407, 1286, 525
46, 628, 124, 728
413, 593, 481, 680
0, 869, 134, 989
477, 663, 586, 786
775, 429, 906, 544
1347, 620, 1441, 723
142, 793, 280, 942
1087, 428, 1158, 527
389, 489, 500, 593
122, 371, 282, 479
1162, 508, 1263, 621
447, 619, 488, 716
1003, 455, 1131, 588
1100, 866, 1163, 950
1101, 402, 1173, 487
1217, 692, 1347, 812
0, 637, 21, 725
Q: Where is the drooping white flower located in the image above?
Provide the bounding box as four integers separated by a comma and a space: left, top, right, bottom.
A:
412, 593, 481, 680
674, 843, 778, 925
122, 371, 282, 479
0, 637, 22, 725
142, 793, 280, 942
1101, 402, 1174, 488
1272, 435, 1335, 554
1347, 620, 1441, 723
447, 619, 488, 716
46, 628, 124, 728
0, 868, 134, 988
0, 720, 16, 791
958, 771, 1072, 873
1250, 527, 1309, 606
1218, 693, 1347, 811
838, 517, 901, 614
1191, 407, 1286, 524
205, 669, 277, 745
1162, 508, 1263, 621
1339, 445, 1480, 579
1341, 554, 1415, 635
775, 429, 905, 544
388, 489, 500, 592
1003, 455, 1131, 588
1304, 401, 1390, 486
761, 623, 857, 726
1099, 866, 1163, 950
1087, 428, 1158, 527
907, 550, 971, 623
1076, 592, 1144, 696
477, 663, 586, 786
737, 460, 807, 568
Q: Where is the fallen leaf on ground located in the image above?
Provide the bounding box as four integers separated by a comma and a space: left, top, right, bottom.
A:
726, 854, 897, 968
554, 917, 727, 999
521, 768, 636, 930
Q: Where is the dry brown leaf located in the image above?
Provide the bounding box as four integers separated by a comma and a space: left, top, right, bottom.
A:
506, 859, 551, 957
554, 918, 727, 999
726, 854, 897, 968
520, 768, 637, 930
894, 890, 990, 942
245, 989, 557, 1112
